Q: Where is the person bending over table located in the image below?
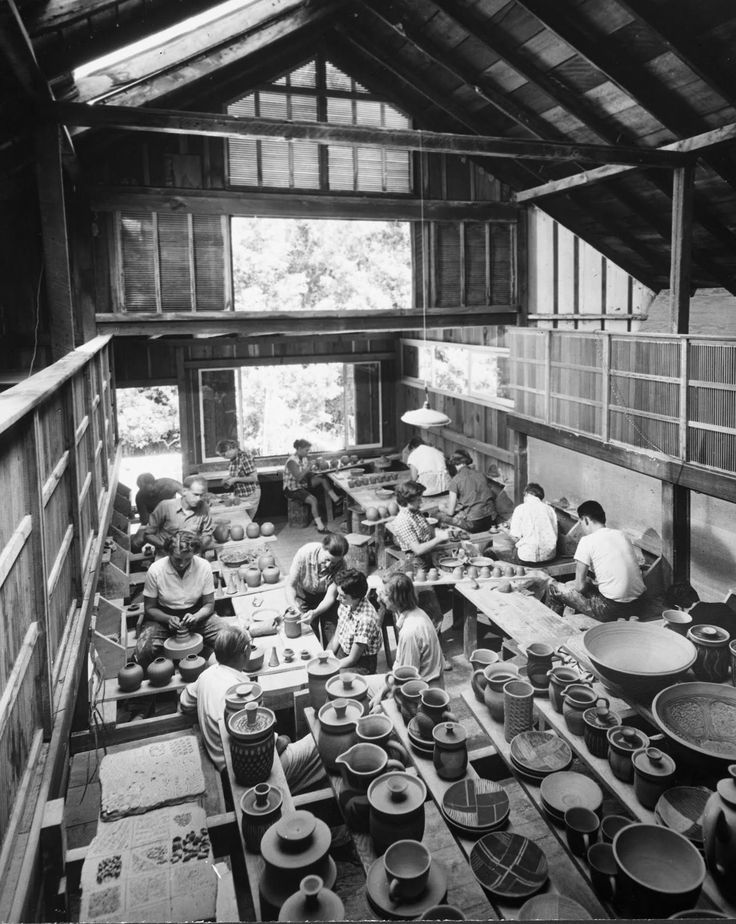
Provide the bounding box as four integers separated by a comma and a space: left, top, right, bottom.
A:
135, 530, 225, 670
368, 573, 444, 712
216, 437, 261, 518
137, 474, 215, 552
664, 581, 735, 633
179, 625, 326, 795
134, 472, 183, 525
546, 500, 646, 622
288, 532, 349, 646
283, 438, 342, 533
404, 437, 450, 496
500, 482, 558, 565
328, 569, 383, 675
437, 449, 497, 533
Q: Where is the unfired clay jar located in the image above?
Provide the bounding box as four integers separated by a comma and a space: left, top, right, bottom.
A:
262, 565, 281, 584
368, 772, 427, 855
246, 522, 261, 539
146, 656, 175, 687
308, 651, 340, 710
178, 652, 206, 683
117, 661, 144, 692
230, 525, 245, 541
244, 565, 262, 588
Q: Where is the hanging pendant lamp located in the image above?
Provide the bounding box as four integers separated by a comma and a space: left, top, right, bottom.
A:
401, 131, 452, 430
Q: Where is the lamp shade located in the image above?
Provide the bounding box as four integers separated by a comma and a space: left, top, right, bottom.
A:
400, 389, 451, 428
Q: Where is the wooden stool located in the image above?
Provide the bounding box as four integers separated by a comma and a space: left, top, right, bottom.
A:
349, 506, 371, 535
287, 497, 311, 527
345, 533, 373, 573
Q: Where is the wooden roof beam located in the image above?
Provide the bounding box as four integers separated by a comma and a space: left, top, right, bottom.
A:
51, 101, 691, 166
514, 122, 736, 202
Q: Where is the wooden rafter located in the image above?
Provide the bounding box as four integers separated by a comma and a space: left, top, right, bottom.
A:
52, 101, 690, 166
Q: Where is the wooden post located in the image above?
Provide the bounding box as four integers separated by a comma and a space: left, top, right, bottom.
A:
512, 429, 528, 505
35, 122, 77, 359
669, 164, 695, 335
661, 481, 690, 586
515, 210, 529, 327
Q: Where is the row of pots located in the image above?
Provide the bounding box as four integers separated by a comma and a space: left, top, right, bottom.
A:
213, 520, 276, 542
117, 652, 207, 691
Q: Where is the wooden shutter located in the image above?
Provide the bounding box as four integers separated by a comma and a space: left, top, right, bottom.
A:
193, 216, 226, 310
120, 211, 156, 310
158, 212, 192, 311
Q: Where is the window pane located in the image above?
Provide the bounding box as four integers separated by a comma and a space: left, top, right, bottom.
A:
469, 352, 511, 400
201, 370, 238, 458
418, 345, 433, 381
433, 345, 469, 394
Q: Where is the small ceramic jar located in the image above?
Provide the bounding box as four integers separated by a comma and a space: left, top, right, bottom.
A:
582, 698, 621, 759
146, 656, 175, 687
432, 722, 468, 781
117, 661, 144, 692
687, 624, 731, 683
632, 746, 677, 810
241, 782, 283, 853
606, 726, 650, 783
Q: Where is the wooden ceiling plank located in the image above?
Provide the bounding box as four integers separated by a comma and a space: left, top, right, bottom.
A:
51, 100, 692, 166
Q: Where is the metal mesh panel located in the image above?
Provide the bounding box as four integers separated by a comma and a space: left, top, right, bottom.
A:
609, 410, 679, 455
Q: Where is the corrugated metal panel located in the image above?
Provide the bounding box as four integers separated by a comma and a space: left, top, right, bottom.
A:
193, 216, 226, 310
158, 212, 191, 311
121, 211, 156, 310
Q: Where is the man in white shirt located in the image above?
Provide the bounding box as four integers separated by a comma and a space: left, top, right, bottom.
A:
504, 483, 558, 563
405, 438, 450, 496
547, 500, 646, 621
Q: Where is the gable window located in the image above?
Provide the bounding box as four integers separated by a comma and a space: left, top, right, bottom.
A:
227, 56, 412, 193
199, 362, 382, 460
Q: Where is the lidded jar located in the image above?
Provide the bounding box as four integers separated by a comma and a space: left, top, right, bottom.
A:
227, 702, 276, 787
607, 725, 650, 783
308, 651, 340, 710
241, 782, 283, 853
582, 697, 621, 759
686, 624, 731, 683
432, 721, 468, 781
326, 672, 369, 715
260, 811, 336, 913
368, 771, 427, 855
632, 746, 677, 810
225, 681, 263, 715
278, 875, 345, 922
315, 698, 361, 771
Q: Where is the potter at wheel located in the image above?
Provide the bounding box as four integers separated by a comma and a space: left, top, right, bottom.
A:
365, 856, 448, 919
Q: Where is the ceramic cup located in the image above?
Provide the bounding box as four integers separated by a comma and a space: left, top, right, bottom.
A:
564, 806, 600, 857
384, 839, 431, 902
587, 841, 617, 901
600, 814, 632, 844
283, 648, 295, 662
469, 648, 499, 673
661, 609, 693, 635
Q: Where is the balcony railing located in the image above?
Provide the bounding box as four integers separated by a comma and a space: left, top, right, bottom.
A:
509, 329, 736, 476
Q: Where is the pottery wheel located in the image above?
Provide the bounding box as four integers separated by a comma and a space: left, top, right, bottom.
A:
365, 856, 448, 920
163, 629, 203, 660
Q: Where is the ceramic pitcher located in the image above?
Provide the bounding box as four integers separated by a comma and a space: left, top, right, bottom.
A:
560, 683, 597, 736
334, 743, 404, 791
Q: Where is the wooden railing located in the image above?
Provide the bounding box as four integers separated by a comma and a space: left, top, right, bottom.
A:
510, 328, 736, 475
0, 336, 119, 918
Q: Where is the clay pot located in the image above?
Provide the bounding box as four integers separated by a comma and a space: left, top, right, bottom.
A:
452, 565, 465, 580
548, 666, 583, 713
432, 721, 468, 781
260, 522, 275, 537
687, 624, 731, 683
525, 641, 557, 690
230, 525, 245, 541
117, 661, 144, 692
178, 652, 207, 683
702, 765, 736, 892
632, 746, 677, 810
561, 683, 597, 736
479, 566, 492, 579
418, 688, 456, 728
278, 874, 344, 923
244, 565, 262, 588
260, 812, 335, 913
326, 672, 368, 714
394, 679, 429, 722
365, 507, 380, 521
307, 651, 340, 711
388, 501, 400, 516
262, 565, 281, 584
472, 663, 520, 721
162, 624, 204, 662
258, 553, 276, 571
283, 613, 302, 639
414, 568, 427, 583
241, 782, 283, 853
607, 726, 650, 783
246, 644, 265, 673
227, 702, 276, 787
582, 698, 621, 759
368, 772, 427, 855
334, 743, 403, 791
467, 565, 479, 580
316, 698, 361, 771
146, 656, 175, 687
378, 505, 390, 519
246, 522, 261, 539
225, 681, 263, 714
213, 524, 230, 543
355, 713, 410, 765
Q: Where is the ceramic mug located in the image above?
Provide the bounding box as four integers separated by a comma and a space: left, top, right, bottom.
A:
600, 814, 632, 844
587, 841, 617, 901
384, 839, 431, 902
661, 609, 693, 635
564, 806, 600, 857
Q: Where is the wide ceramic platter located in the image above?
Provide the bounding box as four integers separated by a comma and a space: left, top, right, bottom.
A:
510, 731, 573, 775
654, 786, 710, 845
652, 682, 736, 761
442, 779, 510, 831
470, 832, 548, 899
539, 772, 603, 821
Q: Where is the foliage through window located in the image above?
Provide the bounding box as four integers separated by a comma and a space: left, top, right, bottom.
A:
199, 363, 382, 460
231, 218, 411, 312
227, 56, 412, 192
405, 339, 511, 404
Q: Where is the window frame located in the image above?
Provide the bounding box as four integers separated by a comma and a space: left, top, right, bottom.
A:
197, 359, 384, 463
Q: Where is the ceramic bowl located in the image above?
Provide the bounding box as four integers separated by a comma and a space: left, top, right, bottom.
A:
651, 682, 736, 765
582, 623, 697, 694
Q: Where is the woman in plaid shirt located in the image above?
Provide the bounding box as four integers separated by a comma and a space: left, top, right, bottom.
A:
327, 569, 382, 675
216, 438, 261, 518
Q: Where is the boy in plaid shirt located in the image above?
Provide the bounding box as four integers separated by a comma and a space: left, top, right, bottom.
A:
216, 438, 261, 517
328, 569, 382, 675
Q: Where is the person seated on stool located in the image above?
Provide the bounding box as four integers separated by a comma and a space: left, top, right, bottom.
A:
216, 437, 261, 518
500, 482, 558, 565
664, 582, 735, 633
135, 530, 225, 670
136, 475, 215, 553
437, 449, 498, 533
325, 569, 382, 675
134, 472, 183, 525
404, 437, 450, 496
289, 532, 349, 646
283, 438, 342, 533
179, 625, 326, 795
368, 573, 445, 713
546, 500, 646, 622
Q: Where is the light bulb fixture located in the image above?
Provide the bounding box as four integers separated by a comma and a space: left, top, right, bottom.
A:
402, 131, 453, 430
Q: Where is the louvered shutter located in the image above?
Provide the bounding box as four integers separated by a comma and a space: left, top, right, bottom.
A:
193, 216, 226, 310
465, 223, 488, 305
121, 211, 156, 310
436, 223, 461, 306
158, 212, 192, 310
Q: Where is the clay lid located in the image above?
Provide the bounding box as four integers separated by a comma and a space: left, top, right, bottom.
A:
432, 721, 467, 749
225, 681, 262, 711
227, 702, 275, 740
241, 782, 282, 817
367, 771, 427, 815
326, 672, 368, 700
308, 651, 340, 677
632, 746, 676, 779
607, 725, 648, 752
317, 697, 362, 730
261, 810, 331, 869
716, 765, 736, 808
583, 699, 621, 731
687, 624, 730, 646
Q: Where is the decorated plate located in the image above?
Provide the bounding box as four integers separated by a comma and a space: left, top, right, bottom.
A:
654, 786, 711, 845
470, 832, 548, 899
518, 894, 592, 920
510, 731, 572, 776
540, 772, 603, 819
442, 779, 510, 832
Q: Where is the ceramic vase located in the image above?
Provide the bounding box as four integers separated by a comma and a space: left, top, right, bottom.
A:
503, 679, 535, 742
227, 702, 276, 787
146, 656, 175, 687
262, 565, 281, 584
241, 782, 283, 853
213, 524, 230, 543
244, 565, 262, 588
117, 660, 144, 692
283, 613, 302, 639
258, 553, 276, 571
178, 652, 207, 683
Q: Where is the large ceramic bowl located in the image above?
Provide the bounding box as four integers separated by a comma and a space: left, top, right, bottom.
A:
651, 681, 736, 765
582, 623, 696, 695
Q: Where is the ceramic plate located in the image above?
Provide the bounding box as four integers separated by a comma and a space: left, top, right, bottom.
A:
470, 832, 548, 899
510, 731, 573, 775
654, 786, 711, 845
539, 772, 603, 818
442, 779, 510, 831
652, 682, 736, 763
365, 856, 448, 920
518, 895, 592, 920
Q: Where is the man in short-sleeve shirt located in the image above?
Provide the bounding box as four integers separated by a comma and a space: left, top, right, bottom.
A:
143, 475, 214, 551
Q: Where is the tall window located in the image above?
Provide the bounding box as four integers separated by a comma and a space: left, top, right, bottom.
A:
199, 362, 382, 460
227, 56, 412, 192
